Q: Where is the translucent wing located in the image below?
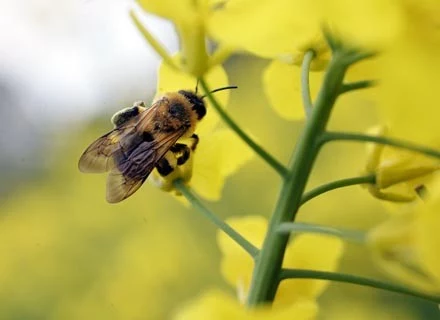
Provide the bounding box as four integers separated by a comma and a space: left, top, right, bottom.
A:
106, 169, 145, 203
78, 109, 150, 173
78, 131, 120, 173
105, 129, 186, 203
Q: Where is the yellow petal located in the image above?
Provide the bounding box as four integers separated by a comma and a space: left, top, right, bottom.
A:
217, 129, 254, 177
191, 129, 253, 201
319, 0, 405, 49
173, 289, 318, 320
208, 0, 322, 58
368, 212, 440, 293
376, 157, 440, 189
216, 216, 267, 291
263, 60, 324, 120
377, 25, 440, 148
275, 234, 344, 306
157, 55, 230, 133
217, 215, 266, 254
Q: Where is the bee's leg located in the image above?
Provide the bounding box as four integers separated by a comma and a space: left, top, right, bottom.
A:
111, 101, 147, 127
155, 151, 177, 177
170, 143, 192, 166
187, 133, 199, 151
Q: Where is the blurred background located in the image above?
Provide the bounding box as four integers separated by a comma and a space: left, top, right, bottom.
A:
0, 0, 438, 319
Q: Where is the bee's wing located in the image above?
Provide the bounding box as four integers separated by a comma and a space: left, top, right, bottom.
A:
78, 110, 148, 173
79, 130, 120, 173
105, 129, 186, 203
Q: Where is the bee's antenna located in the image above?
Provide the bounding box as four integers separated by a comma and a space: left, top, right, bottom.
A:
201, 85, 238, 99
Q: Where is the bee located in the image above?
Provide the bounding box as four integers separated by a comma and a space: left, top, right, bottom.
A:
78, 85, 237, 203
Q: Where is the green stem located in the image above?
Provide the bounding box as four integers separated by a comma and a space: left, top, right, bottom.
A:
129, 10, 179, 71
340, 80, 376, 94
301, 50, 316, 118
321, 131, 440, 159
277, 222, 366, 244
300, 174, 376, 205
199, 78, 288, 177
280, 269, 440, 304
343, 51, 377, 65
174, 180, 259, 257
322, 27, 341, 51
247, 49, 352, 305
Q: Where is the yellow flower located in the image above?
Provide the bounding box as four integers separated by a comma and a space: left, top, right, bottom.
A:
173, 289, 318, 320
362, 126, 440, 203
217, 215, 344, 305
316, 0, 405, 49
207, 0, 330, 120
135, 0, 233, 76
263, 61, 324, 120
371, 2, 440, 147
149, 57, 254, 201
368, 179, 440, 293
208, 0, 327, 63
367, 207, 440, 293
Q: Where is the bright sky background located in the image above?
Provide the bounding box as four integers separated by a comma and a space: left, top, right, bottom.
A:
0, 0, 179, 186
0, 0, 178, 128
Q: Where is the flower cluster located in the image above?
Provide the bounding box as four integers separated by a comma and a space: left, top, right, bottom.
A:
128, 0, 440, 318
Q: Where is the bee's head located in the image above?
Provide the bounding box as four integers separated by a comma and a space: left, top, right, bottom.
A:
178, 90, 206, 120
178, 85, 238, 121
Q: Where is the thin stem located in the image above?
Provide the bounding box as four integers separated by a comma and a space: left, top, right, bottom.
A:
321, 131, 440, 159
343, 51, 377, 65
280, 269, 440, 304
340, 80, 376, 94
174, 180, 259, 257
322, 26, 341, 51
277, 222, 366, 244
300, 174, 376, 205
301, 50, 316, 118
199, 78, 288, 177
130, 10, 179, 71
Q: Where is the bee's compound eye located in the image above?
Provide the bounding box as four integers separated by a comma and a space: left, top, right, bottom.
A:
169, 103, 185, 118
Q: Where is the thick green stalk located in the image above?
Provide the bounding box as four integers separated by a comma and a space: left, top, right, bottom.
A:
246, 51, 350, 305
280, 269, 440, 304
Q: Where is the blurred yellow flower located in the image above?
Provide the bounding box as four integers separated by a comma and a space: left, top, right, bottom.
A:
173, 289, 318, 320
368, 209, 440, 293
208, 0, 327, 63
414, 181, 440, 292
136, 0, 234, 76
150, 58, 254, 200
372, 2, 440, 147
368, 180, 440, 294
208, 0, 330, 120
362, 126, 440, 203
263, 61, 324, 120
217, 215, 344, 305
